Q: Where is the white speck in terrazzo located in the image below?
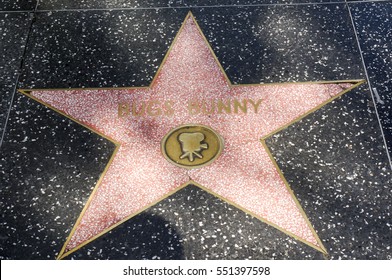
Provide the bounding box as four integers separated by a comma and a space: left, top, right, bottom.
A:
30, 15, 355, 254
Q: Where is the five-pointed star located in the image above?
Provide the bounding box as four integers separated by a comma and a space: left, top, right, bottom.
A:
22, 13, 362, 259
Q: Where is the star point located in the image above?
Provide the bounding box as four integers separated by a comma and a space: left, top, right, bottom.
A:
22, 13, 363, 259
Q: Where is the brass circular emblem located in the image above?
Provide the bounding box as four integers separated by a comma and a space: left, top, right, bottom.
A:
161, 124, 224, 169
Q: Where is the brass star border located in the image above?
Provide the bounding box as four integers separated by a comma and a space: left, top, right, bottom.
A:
19, 12, 364, 259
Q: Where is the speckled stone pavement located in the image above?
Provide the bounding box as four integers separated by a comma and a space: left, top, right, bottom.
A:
0, 0, 391, 260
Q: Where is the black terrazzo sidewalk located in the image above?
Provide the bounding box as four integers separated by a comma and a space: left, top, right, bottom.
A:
0, 0, 391, 260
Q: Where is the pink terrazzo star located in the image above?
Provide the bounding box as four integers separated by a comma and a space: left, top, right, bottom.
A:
26, 13, 361, 258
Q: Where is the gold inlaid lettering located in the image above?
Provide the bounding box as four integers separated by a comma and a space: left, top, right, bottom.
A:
248, 99, 262, 113
132, 102, 145, 116
201, 101, 215, 115
118, 98, 262, 118
118, 102, 130, 117
217, 100, 231, 114
163, 100, 175, 116
233, 99, 247, 114
146, 100, 162, 116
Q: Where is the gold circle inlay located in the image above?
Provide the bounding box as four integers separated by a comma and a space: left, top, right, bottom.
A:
161, 124, 224, 169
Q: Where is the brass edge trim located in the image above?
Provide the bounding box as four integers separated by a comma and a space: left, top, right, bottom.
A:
160, 123, 224, 170
188, 180, 327, 255
18, 89, 120, 145
16, 10, 365, 94
58, 180, 191, 260
56, 144, 121, 259
261, 80, 366, 141
18, 12, 192, 95
16, 89, 121, 260
16, 13, 367, 259
190, 13, 234, 86
18, 86, 150, 92
18, 79, 364, 93
255, 80, 366, 256
231, 79, 365, 87
260, 141, 328, 255
148, 11, 194, 88
60, 178, 326, 259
